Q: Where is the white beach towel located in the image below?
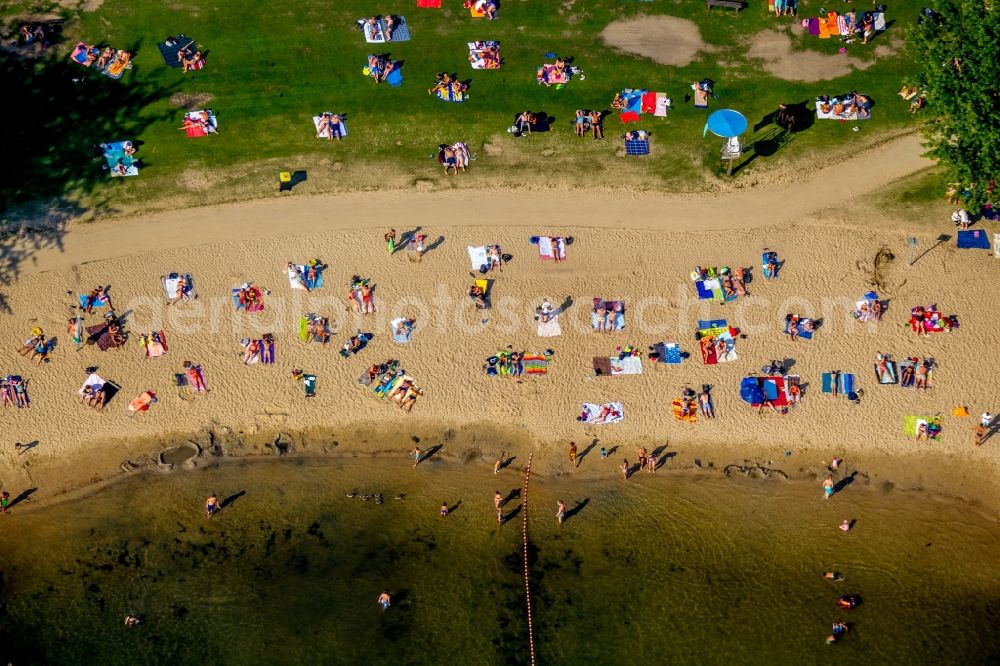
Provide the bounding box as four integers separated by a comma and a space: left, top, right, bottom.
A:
538, 236, 567, 261
537, 315, 562, 338
79, 373, 105, 395
654, 95, 671, 117
610, 356, 643, 375
468, 245, 489, 271
288, 265, 308, 290
312, 114, 348, 139
580, 402, 624, 425
162, 273, 194, 300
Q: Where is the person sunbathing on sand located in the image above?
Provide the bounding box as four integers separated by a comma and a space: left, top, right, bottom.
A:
915, 362, 929, 391
399, 386, 421, 412
243, 339, 261, 365
699, 337, 714, 364
733, 267, 749, 295
388, 377, 413, 402
715, 338, 727, 361
16, 332, 41, 356
786, 313, 800, 340
360, 284, 375, 314
29, 335, 48, 364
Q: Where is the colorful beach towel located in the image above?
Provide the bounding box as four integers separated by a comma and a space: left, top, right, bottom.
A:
232, 285, 265, 312
102, 141, 138, 177
418, 0, 442, 7
579, 402, 624, 425
287, 264, 324, 291
522, 353, 549, 375
140, 331, 168, 358
784, 319, 815, 339
468, 41, 501, 69
436, 86, 467, 102
821, 372, 855, 397
183, 110, 217, 138
650, 342, 682, 365
158, 35, 201, 68
903, 415, 942, 440
671, 398, 697, 423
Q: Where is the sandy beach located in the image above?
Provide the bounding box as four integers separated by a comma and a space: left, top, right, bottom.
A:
2, 132, 1000, 509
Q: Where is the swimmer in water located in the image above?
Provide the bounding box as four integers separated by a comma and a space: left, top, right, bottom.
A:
205, 494, 219, 519
823, 571, 844, 581
839, 519, 852, 532
494, 490, 503, 511
440, 502, 449, 517
124, 614, 141, 627
378, 590, 391, 610
556, 499, 567, 524
823, 475, 835, 500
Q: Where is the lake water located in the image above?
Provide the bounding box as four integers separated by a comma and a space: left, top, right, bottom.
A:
1, 456, 999, 664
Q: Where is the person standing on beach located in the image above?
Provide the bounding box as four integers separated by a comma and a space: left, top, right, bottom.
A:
556, 500, 567, 524
647, 452, 657, 473
622, 459, 630, 480
981, 412, 994, 428
568, 442, 578, 467
494, 490, 503, 511
637, 447, 647, 470
975, 424, 986, 446
1, 490, 10, 513
494, 453, 505, 474
600, 446, 607, 460
411, 447, 422, 467
384, 229, 396, 254
823, 476, 835, 500
205, 494, 219, 519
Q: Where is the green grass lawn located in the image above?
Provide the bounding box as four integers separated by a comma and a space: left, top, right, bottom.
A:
2, 0, 929, 216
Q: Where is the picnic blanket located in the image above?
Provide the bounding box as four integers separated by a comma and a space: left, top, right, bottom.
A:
815, 99, 871, 121
232, 285, 265, 312
158, 35, 201, 68
183, 110, 217, 138
536, 236, 566, 261
903, 415, 942, 439
313, 115, 348, 139
162, 273, 196, 302
140, 331, 168, 358
522, 353, 549, 375
625, 136, 650, 156
957, 230, 990, 249
72, 43, 132, 79
468, 245, 489, 271
537, 316, 562, 338
537, 63, 570, 86
287, 264, 324, 290
821, 372, 856, 397
436, 86, 467, 102
579, 402, 624, 425
128, 391, 157, 415
102, 141, 138, 176
469, 41, 500, 69
671, 398, 697, 423
593, 355, 643, 376
363, 17, 411, 43
391, 318, 414, 344
650, 342, 682, 365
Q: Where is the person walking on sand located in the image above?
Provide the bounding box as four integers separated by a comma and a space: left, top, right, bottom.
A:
411, 447, 422, 467
637, 447, 647, 470
600, 446, 607, 460
647, 452, 657, 473
823, 476, 835, 500
569, 442, 578, 467
556, 500, 567, 524
975, 424, 986, 446
494, 490, 503, 511
205, 494, 219, 519
1, 490, 10, 514
378, 590, 392, 609
494, 452, 505, 474
622, 459, 630, 480
439, 502, 449, 517
384, 229, 397, 254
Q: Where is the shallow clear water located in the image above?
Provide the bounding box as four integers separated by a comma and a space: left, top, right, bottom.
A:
1, 457, 999, 664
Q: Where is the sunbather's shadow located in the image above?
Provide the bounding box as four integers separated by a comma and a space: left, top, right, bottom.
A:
17, 440, 40, 454
563, 498, 589, 522
499, 455, 516, 471
424, 235, 445, 254
447, 499, 462, 514
651, 445, 674, 460
220, 490, 246, 510
460, 78, 472, 90
397, 226, 421, 253
782, 358, 796, 372
502, 488, 521, 506
102, 382, 121, 405
606, 445, 619, 457
503, 503, 522, 522
8, 487, 37, 509
983, 422, 1000, 446
552, 296, 573, 316
422, 444, 443, 463
833, 471, 858, 494
577, 439, 599, 464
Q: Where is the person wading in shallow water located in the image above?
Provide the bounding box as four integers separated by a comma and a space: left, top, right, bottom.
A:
205, 494, 219, 518
378, 590, 391, 610
556, 500, 567, 524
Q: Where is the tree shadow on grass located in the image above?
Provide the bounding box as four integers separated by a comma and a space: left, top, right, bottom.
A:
0, 43, 177, 313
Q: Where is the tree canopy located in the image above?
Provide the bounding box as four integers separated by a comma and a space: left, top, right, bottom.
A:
906, 0, 1000, 207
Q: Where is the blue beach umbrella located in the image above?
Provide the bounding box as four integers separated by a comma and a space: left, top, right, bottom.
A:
703, 109, 748, 138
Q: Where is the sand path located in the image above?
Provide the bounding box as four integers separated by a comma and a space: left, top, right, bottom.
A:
20, 133, 929, 272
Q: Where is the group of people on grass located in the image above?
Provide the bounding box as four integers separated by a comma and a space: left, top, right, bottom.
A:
818, 92, 872, 119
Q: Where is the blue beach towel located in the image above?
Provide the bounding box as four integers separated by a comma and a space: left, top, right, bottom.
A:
695, 281, 713, 300
625, 138, 650, 156
79, 293, 110, 309
956, 230, 990, 249
697, 320, 728, 330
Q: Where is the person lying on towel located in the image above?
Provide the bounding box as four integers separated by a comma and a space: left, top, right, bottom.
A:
367, 55, 395, 83
472, 0, 498, 20
469, 284, 487, 308
470, 42, 500, 68
317, 112, 343, 140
